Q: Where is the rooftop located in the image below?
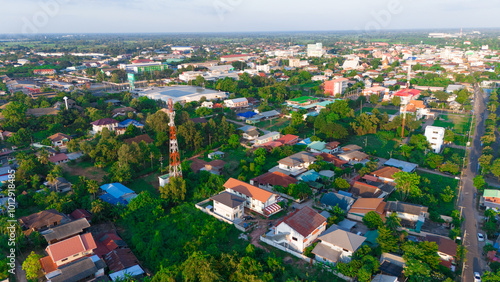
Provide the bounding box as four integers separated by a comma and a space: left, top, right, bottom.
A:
280, 206, 326, 237
224, 178, 274, 203
211, 191, 246, 208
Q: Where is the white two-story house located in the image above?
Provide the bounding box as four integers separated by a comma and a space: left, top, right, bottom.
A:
277, 152, 316, 176
210, 191, 246, 221
224, 178, 281, 216
90, 118, 119, 134
272, 206, 327, 253
424, 125, 445, 153
312, 224, 366, 265
223, 97, 248, 108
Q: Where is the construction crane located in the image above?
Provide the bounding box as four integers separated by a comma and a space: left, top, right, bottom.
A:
167, 98, 182, 180
401, 58, 416, 139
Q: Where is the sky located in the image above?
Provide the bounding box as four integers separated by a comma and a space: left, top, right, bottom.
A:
1, 0, 499, 34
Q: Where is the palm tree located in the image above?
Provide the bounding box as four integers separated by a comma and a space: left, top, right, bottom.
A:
46, 173, 58, 192
91, 200, 104, 214
86, 180, 99, 200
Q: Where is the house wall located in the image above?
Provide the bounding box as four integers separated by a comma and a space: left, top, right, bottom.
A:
93, 123, 117, 134
54, 250, 93, 266
425, 127, 445, 153
278, 161, 313, 173
213, 200, 243, 221
387, 211, 419, 222
274, 221, 326, 252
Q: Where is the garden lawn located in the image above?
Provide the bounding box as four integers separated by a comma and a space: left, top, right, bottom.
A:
345, 133, 400, 159
127, 173, 160, 195
433, 114, 472, 135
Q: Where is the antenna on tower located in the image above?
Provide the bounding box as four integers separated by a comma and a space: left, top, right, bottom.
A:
167, 98, 182, 180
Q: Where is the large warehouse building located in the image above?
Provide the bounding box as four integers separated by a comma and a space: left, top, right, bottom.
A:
135, 85, 228, 103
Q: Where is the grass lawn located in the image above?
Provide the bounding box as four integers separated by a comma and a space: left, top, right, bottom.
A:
417, 171, 458, 216
345, 133, 400, 159
433, 114, 472, 135
127, 173, 160, 196
355, 106, 399, 115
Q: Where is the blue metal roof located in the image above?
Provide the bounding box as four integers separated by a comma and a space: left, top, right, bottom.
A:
237, 111, 257, 118
297, 170, 321, 182
297, 137, 312, 145
320, 192, 354, 211
100, 183, 135, 199
99, 193, 128, 206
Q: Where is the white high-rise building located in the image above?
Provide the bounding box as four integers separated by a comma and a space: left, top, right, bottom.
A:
424, 126, 445, 153
307, 43, 325, 58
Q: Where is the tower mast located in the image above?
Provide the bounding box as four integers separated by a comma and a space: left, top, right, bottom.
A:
168, 98, 182, 180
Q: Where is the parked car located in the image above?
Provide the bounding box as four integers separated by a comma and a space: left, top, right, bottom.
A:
474, 271, 481, 282
477, 233, 485, 242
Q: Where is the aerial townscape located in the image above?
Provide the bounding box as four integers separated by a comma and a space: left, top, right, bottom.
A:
2, 3, 500, 282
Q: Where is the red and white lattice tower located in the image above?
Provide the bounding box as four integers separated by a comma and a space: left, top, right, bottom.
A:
167, 98, 182, 179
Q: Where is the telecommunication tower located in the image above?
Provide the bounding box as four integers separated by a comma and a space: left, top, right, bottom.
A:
168, 98, 182, 179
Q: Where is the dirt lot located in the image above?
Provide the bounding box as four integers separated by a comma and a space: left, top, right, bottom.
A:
61, 162, 107, 182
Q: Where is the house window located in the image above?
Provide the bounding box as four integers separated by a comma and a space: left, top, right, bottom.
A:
73, 254, 79, 257
292, 237, 298, 241
61, 258, 68, 262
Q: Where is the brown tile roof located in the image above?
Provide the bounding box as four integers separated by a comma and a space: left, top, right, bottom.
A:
49, 153, 69, 163
224, 178, 274, 203
278, 151, 316, 167
70, 209, 92, 221
342, 144, 362, 151
48, 133, 71, 142
46, 233, 97, 262
426, 235, 457, 257
316, 152, 348, 167
90, 118, 118, 126
350, 181, 382, 198
19, 209, 64, 230
251, 171, 298, 188
123, 134, 154, 145
372, 166, 401, 180
326, 141, 340, 149
281, 206, 326, 237
190, 158, 207, 173
103, 248, 140, 272
349, 198, 386, 216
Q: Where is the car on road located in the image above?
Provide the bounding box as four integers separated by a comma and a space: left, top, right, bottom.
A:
477, 233, 485, 242
474, 271, 482, 282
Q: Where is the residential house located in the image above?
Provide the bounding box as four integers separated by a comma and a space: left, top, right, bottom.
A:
49, 153, 69, 165
224, 178, 281, 216
41, 218, 91, 244
44, 233, 97, 266
99, 183, 137, 206
347, 198, 386, 221
44, 177, 72, 193
391, 89, 421, 104
104, 248, 144, 281
118, 119, 144, 129
371, 274, 398, 282
424, 126, 445, 153
371, 166, 401, 183
201, 101, 214, 108
275, 134, 299, 146
70, 209, 92, 222
425, 235, 457, 269
362, 86, 388, 97
210, 191, 246, 221
191, 159, 226, 175
112, 107, 137, 117
250, 171, 298, 190
379, 253, 405, 278
277, 151, 316, 176
254, 131, 281, 146
325, 141, 341, 153
47, 133, 71, 147
319, 192, 355, 212
403, 100, 434, 120
383, 158, 418, 172
109, 265, 145, 282
350, 181, 383, 198
272, 206, 327, 252
208, 151, 225, 159
341, 144, 362, 152
482, 189, 500, 210
385, 201, 428, 231
239, 125, 259, 140
312, 224, 366, 265
338, 151, 369, 165
90, 118, 119, 134
19, 209, 67, 234
41, 256, 105, 282
316, 152, 348, 168
224, 97, 248, 108
307, 141, 327, 153
123, 134, 154, 145
324, 78, 348, 96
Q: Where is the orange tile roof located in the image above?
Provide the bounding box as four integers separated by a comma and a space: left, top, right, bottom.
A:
372, 166, 401, 180
46, 233, 96, 262
39, 256, 58, 273
224, 178, 273, 203
349, 198, 386, 216
281, 206, 326, 237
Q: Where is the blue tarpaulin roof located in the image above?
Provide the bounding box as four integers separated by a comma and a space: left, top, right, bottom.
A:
100, 183, 135, 199
320, 192, 354, 211
237, 111, 257, 118
119, 119, 144, 128
297, 170, 321, 182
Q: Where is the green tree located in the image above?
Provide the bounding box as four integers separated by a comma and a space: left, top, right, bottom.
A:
228, 134, 240, 148
363, 211, 384, 230
22, 251, 43, 281
385, 212, 402, 234
377, 226, 399, 253
160, 177, 187, 204
491, 159, 500, 181
473, 175, 486, 190
393, 171, 421, 201
391, 96, 401, 107
479, 154, 494, 173
369, 94, 379, 104
334, 178, 350, 190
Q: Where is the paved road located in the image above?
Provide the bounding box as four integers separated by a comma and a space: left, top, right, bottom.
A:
461, 87, 488, 281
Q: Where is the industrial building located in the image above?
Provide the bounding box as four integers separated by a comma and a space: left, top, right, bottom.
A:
136, 85, 228, 104
119, 62, 168, 74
